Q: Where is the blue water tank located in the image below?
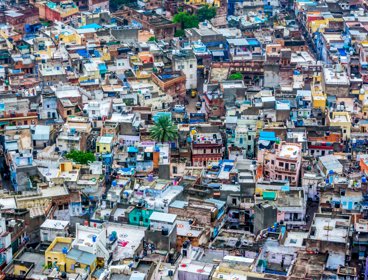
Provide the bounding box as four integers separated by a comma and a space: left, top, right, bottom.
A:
362, 176, 367, 183
109, 234, 115, 241
147, 174, 154, 182
112, 180, 117, 187
92, 235, 97, 242
62, 247, 68, 254
329, 170, 334, 175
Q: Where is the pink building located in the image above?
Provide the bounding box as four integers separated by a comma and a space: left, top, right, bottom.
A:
258, 142, 302, 186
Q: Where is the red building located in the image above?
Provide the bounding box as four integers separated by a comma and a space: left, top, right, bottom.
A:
190, 126, 223, 167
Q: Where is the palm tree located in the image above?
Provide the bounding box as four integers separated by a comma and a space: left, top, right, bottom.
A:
150, 115, 178, 143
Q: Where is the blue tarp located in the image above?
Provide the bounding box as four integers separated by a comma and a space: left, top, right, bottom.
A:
78, 23, 102, 29
259, 131, 276, 141
338, 49, 347, 56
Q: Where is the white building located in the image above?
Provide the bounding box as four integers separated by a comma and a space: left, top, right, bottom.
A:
40, 219, 70, 242
73, 223, 110, 265
172, 51, 197, 90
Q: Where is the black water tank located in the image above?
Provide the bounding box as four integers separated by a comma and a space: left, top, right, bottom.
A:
162, 228, 169, 236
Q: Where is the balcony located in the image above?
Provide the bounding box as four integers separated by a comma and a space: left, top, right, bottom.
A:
275, 166, 297, 173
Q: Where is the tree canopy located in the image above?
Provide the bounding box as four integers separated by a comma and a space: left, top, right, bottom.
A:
150, 115, 178, 143
147, 36, 157, 42
197, 5, 217, 22
65, 150, 96, 165
173, 12, 199, 30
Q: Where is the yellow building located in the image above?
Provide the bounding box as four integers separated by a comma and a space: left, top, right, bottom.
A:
45, 237, 73, 271
45, 237, 97, 274
311, 74, 326, 110
12, 261, 33, 276
309, 19, 328, 33
327, 111, 351, 140
96, 135, 114, 154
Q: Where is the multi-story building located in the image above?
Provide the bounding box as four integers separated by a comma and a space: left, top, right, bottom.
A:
326, 111, 351, 141
172, 51, 197, 90
307, 126, 343, 157
190, 125, 223, 167
151, 71, 186, 100
41, 1, 80, 22
0, 98, 38, 132
258, 142, 302, 186
321, 65, 350, 98
0, 214, 12, 269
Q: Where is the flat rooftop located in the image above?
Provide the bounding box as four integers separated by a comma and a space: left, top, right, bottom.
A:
309, 214, 350, 243
52, 242, 70, 252
279, 144, 300, 159
41, 219, 69, 230
323, 68, 349, 85
106, 223, 146, 261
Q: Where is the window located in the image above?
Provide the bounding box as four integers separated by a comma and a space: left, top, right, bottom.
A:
190, 64, 193, 68
279, 162, 284, 167
248, 135, 252, 141
173, 166, 177, 174
271, 160, 274, 165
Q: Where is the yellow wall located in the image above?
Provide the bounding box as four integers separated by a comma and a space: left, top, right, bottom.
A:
329, 112, 351, 140
311, 74, 326, 110
14, 264, 30, 276
59, 162, 74, 173
309, 19, 328, 33
45, 237, 73, 272
96, 142, 111, 153
312, 96, 326, 110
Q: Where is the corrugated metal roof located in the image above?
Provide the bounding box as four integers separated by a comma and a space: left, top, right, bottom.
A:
67, 248, 96, 265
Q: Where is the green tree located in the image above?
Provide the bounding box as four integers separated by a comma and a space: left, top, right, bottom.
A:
197, 5, 217, 22
173, 12, 199, 30
174, 30, 185, 37
147, 36, 157, 42
228, 72, 243, 80
150, 116, 178, 143
65, 150, 96, 164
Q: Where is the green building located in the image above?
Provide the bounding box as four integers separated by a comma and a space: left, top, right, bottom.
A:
128, 208, 155, 227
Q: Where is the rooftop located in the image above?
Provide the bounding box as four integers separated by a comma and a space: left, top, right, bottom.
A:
41, 219, 69, 230
309, 214, 350, 243
149, 212, 177, 224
